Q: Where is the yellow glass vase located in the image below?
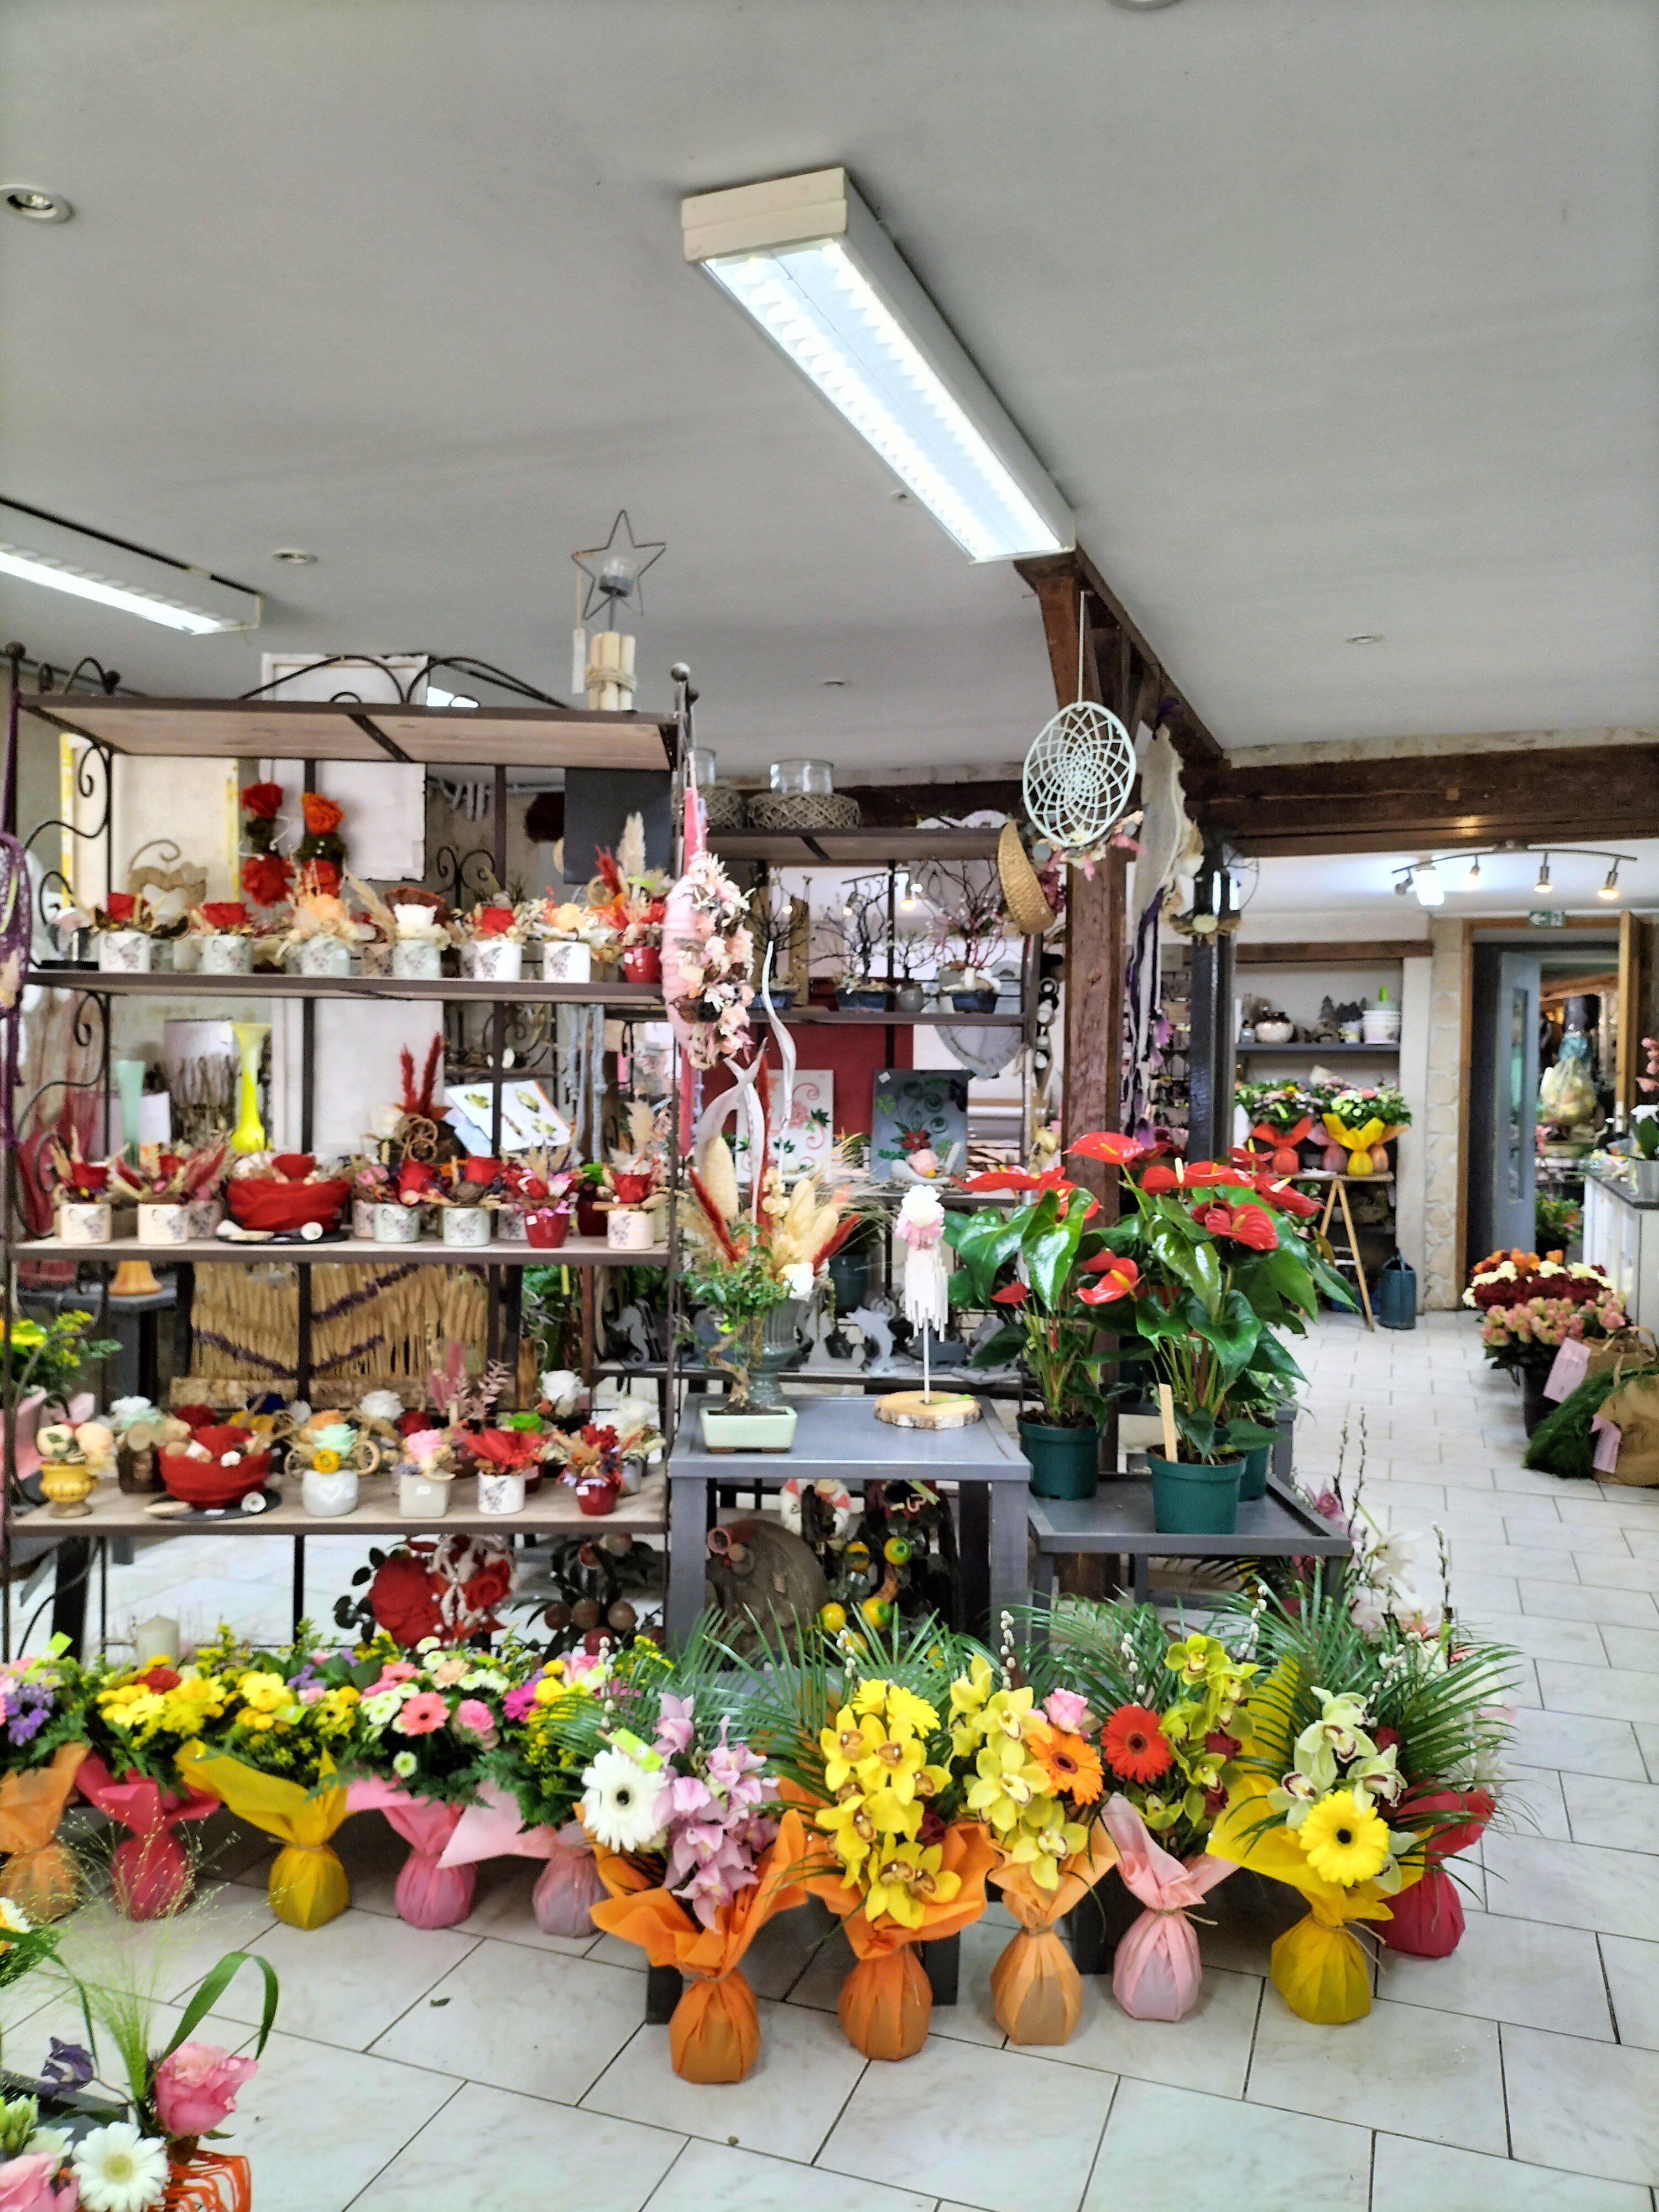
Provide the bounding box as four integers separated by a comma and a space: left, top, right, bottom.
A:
230, 1021, 272, 1154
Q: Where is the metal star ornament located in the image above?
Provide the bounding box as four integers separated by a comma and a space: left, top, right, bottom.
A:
572, 510, 666, 623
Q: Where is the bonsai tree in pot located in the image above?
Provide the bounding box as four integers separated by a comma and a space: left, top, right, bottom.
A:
945, 1163, 1115, 1498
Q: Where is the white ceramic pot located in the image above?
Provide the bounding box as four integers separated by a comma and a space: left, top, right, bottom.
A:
167, 937, 201, 973
372, 1202, 422, 1244
351, 1197, 377, 1240
302, 1465, 359, 1518
441, 1207, 492, 1248
99, 931, 152, 974
399, 1469, 451, 1518
393, 941, 444, 979
476, 1470, 525, 1515
58, 1201, 112, 1245
606, 1206, 654, 1253
495, 1204, 527, 1243
541, 940, 592, 983
186, 1197, 223, 1239
464, 938, 523, 982
698, 1404, 798, 1452
1254, 1020, 1295, 1045
289, 936, 353, 978
1360, 1008, 1402, 1044
135, 1203, 189, 1245
199, 935, 253, 975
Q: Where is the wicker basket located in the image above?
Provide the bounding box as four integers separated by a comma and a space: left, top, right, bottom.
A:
998, 820, 1059, 935
744, 791, 863, 832
701, 782, 748, 831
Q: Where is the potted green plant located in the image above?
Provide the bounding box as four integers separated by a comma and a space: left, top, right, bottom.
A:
945, 1164, 1113, 1497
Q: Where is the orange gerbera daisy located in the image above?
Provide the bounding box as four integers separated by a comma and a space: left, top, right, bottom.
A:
1029, 1721, 1103, 1806
1100, 1703, 1174, 1786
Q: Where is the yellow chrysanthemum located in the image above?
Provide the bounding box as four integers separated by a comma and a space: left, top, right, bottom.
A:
879, 1686, 940, 1740
118, 1691, 166, 1736
237, 1670, 289, 1713
865, 1841, 962, 1930
1297, 1790, 1391, 1887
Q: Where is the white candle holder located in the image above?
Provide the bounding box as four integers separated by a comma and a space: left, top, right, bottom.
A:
463, 939, 523, 982
199, 935, 253, 975
371, 1203, 422, 1244
135, 1203, 189, 1245
57, 1201, 112, 1245
441, 1207, 492, 1248
541, 941, 592, 983
393, 941, 445, 979
288, 936, 353, 978
98, 931, 152, 974
476, 1470, 525, 1516
606, 1207, 654, 1253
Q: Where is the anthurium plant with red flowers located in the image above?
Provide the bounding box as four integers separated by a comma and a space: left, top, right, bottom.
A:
1068, 1135, 1355, 1463
944, 1161, 1113, 1428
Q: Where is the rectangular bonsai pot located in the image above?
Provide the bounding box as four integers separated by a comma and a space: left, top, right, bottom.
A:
698, 1405, 798, 1453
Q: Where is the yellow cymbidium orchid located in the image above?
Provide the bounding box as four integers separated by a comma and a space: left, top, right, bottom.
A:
820, 1708, 888, 1794
816, 1790, 881, 1875
966, 1740, 1053, 1834
865, 1842, 963, 1930
1001, 1815, 1091, 1891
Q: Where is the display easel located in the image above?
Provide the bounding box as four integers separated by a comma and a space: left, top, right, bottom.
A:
1316, 1173, 1394, 1332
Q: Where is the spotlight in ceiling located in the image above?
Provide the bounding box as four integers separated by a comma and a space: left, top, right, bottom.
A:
1393, 875, 1410, 897
682, 168, 1073, 563
1535, 855, 1554, 897
1413, 861, 1444, 909
1345, 633, 1384, 645
1599, 863, 1621, 901
1464, 855, 1482, 889
2, 185, 72, 223
271, 548, 317, 565
1105, 0, 1182, 9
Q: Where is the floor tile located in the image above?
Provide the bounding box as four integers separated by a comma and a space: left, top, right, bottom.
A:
1046, 1964, 1261, 2098
1538, 1661, 1659, 1724
1083, 2078, 1368, 2211
1638, 1725, 1659, 1781
1483, 1613, 1611, 1665
1509, 1707, 1648, 1781
1599, 1934, 1659, 2051
1504, 2025, 1659, 2187
351, 2082, 682, 2212
818, 2037, 1114, 2212
1372, 2131, 1652, 2210
374, 1940, 648, 2103
1507, 1763, 1572, 1841
584, 2000, 866, 2163
1520, 1582, 1659, 1627
1450, 1570, 1522, 1615
1573, 1555, 1659, 1593
210, 1902, 476, 2049
218, 2030, 458, 2212
1559, 1772, 1659, 1855
1248, 1991, 1507, 2153
1601, 1624, 1659, 1673
1482, 1833, 1659, 1940
646, 2140, 932, 2212
53, 1885, 278, 2017
1376, 1907, 1611, 2038
1452, 1539, 1581, 1583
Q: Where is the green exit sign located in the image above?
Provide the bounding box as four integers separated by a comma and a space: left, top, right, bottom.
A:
1528, 909, 1567, 928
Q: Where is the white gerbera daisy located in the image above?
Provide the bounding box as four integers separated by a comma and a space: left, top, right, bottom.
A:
580, 1747, 668, 1853
71, 2121, 170, 2212
0, 1896, 33, 1933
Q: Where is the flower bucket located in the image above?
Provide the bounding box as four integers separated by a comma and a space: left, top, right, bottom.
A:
621, 945, 661, 984
1017, 1421, 1100, 1500
75, 1753, 218, 1920
698, 1404, 797, 1453
1234, 1443, 1270, 1503
1147, 1452, 1240, 1536
0, 1744, 89, 1921
524, 1207, 570, 1250
347, 1780, 476, 1929
372, 1202, 422, 1245
398, 1469, 450, 1517
175, 1745, 354, 1929
58, 1199, 112, 1245
533, 1822, 606, 1936
476, 1471, 525, 1515
606, 1206, 653, 1252
136, 1203, 190, 1245
950, 988, 998, 1013
301, 1465, 358, 1518
1378, 1787, 1493, 1959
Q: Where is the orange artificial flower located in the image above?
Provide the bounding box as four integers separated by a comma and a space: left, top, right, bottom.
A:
1100, 1704, 1174, 1786
1028, 1722, 1103, 1807
301, 792, 345, 837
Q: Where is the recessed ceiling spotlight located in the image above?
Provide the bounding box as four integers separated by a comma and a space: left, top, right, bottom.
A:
1599, 863, 1621, 901
1345, 633, 1384, 645
2, 186, 72, 223
1105, 0, 1182, 9
271, 548, 317, 565
821, 678, 849, 688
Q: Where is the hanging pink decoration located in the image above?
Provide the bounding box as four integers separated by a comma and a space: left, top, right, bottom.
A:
661, 762, 753, 1070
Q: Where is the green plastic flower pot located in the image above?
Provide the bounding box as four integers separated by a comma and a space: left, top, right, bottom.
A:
1234, 1443, 1270, 1503
1018, 1420, 1100, 1500
1148, 1452, 1241, 1535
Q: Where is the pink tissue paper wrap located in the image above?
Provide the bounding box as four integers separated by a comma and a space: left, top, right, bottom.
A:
76, 1752, 218, 1920
531, 1822, 607, 1937
346, 1778, 474, 1929
1102, 1792, 1233, 2022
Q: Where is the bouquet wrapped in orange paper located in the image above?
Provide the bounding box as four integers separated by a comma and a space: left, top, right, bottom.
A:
0, 1741, 87, 1922
987, 1813, 1118, 2046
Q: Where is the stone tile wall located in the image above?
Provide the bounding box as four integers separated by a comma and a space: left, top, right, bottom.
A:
1422, 919, 1465, 1307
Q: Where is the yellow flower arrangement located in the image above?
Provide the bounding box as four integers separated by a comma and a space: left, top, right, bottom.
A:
954, 1684, 1087, 1891
864, 1839, 962, 1929
1297, 1788, 1391, 1887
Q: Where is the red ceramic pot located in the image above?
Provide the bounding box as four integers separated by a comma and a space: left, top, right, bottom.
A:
621, 945, 661, 985
525, 1207, 571, 1250
159, 1428, 272, 1509
576, 1196, 606, 1238
575, 1473, 619, 1517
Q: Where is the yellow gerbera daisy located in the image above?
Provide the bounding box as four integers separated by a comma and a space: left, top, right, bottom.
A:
1297, 1789, 1391, 1887
879, 1686, 940, 1740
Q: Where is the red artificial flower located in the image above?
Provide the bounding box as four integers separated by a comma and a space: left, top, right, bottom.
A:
239, 781, 283, 820
65, 1162, 108, 1195
1067, 1131, 1149, 1166
472, 1428, 543, 1471
1192, 1199, 1279, 1251
138, 1664, 182, 1693
462, 1156, 499, 1185
241, 854, 294, 907
397, 1160, 437, 1203
1251, 1176, 1322, 1219
473, 905, 517, 937
992, 1282, 1030, 1306
960, 1169, 1050, 1193
1140, 1160, 1249, 1193
369, 1552, 445, 1646
461, 1554, 514, 1616
301, 792, 345, 837
197, 901, 251, 933
104, 893, 137, 925
1100, 1704, 1174, 1784
1078, 1254, 1141, 1306
611, 1171, 656, 1206
307, 860, 342, 898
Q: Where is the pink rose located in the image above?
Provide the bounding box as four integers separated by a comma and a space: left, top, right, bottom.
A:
0, 2150, 76, 2211
392, 1692, 449, 1736
152, 2039, 258, 2137
1043, 1689, 1093, 1734
453, 1698, 495, 1743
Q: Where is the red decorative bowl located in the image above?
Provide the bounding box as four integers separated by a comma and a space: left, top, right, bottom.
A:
159, 1426, 272, 1509
228, 1177, 350, 1233
524, 1207, 571, 1250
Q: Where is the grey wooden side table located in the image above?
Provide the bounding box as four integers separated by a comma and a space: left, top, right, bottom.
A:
666, 1394, 1031, 1646
1027, 1474, 1350, 1604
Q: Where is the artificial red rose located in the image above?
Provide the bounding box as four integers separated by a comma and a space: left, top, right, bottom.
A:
369, 1551, 445, 1646
307, 860, 342, 897
138, 1664, 182, 1693
992, 1282, 1030, 1306
239, 781, 284, 820
462, 1554, 514, 1615
1192, 1200, 1279, 1251
241, 854, 294, 907
396, 1408, 437, 1438
1067, 1131, 1148, 1166
104, 893, 138, 925
472, 905, 517, 937
198, 901, 252, 933
301, 792, 345, 837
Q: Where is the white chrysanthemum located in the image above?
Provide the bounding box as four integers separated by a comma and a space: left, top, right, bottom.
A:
72, 2121, 170, 2212
580, 1747, 669, 1853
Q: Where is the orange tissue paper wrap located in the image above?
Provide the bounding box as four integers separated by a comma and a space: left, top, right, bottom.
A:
0, 1743, 88, 1922
987, 1815, 1119, 2046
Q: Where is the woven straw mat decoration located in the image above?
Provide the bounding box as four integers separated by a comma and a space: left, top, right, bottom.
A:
1021, 700, 1135, 864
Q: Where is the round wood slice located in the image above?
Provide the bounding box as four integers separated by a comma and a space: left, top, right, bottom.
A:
874, 1390, 982, 1430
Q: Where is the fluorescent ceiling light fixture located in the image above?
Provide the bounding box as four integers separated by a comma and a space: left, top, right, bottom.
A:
1413, 861, 1444, 908
423, 684, 478, 710
0, 500, 259, 633
682, 169, 1073, 563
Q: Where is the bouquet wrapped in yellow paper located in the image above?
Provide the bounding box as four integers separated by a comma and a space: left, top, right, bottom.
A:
176, 1743, 353, 1928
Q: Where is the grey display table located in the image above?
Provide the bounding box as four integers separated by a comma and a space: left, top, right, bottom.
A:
666, 1394, 1029, 1645
1027, 1475, 1350, 1603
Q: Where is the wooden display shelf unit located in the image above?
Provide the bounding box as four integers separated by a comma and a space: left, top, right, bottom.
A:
28, 969, 665, 1009
20, 1235, 669, 1269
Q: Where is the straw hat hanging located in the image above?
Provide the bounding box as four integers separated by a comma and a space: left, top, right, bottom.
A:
997, 821, 1058, 936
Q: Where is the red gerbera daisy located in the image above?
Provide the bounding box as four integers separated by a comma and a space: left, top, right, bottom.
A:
1100, 1703, 1175, 1785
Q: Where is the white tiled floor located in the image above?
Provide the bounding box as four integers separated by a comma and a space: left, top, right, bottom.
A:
9, 1311, 1659, 2209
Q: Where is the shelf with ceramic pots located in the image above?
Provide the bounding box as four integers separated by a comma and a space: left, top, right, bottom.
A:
1235, 1042, 1400, 1058
25, 969, 666, 1008
19, 1234, 669, 1267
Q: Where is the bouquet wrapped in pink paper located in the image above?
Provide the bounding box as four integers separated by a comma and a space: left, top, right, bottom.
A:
1102, 1792, 1233, 2020
75, 1751, 218, 1921
347, 1778, 474, 1929
531, 1821, 606, 1937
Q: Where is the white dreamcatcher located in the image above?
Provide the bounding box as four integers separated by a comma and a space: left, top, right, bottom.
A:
1021, 590, 1136, 867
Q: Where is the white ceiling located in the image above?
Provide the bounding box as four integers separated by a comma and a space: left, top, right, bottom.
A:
1244, 838, 1659, 926
1, 0, 1655, 769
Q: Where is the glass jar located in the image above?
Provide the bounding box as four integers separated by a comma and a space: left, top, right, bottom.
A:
769, 759, 834, 796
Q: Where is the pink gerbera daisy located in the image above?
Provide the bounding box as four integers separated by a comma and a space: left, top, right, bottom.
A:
392, 1692, 449, 1736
